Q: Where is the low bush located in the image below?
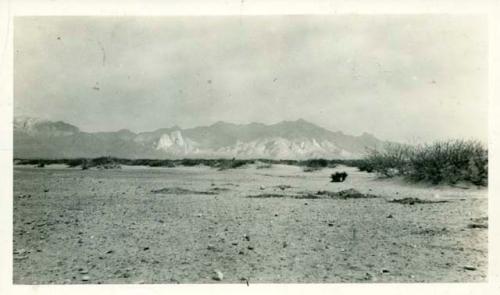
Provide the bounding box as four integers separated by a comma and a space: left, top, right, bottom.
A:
217, 159, 253, 170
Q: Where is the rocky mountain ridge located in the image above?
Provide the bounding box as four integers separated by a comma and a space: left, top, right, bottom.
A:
14, 117, 386, 159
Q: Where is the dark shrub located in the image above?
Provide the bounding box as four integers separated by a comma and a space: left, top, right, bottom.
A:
331, 172, 348, 182
302, 158, 329, 168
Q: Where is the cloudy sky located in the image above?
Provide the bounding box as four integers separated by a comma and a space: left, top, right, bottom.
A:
14, 16, 488, 143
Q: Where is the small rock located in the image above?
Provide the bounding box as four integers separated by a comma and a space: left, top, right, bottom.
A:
464, 266, 477, 271
81, 275, 90, 281
207, 245, 216, 251
212, 270, 224, 281
240, 277, 250, 286
78, 268, 89, 274
282, 241, 288, 248
231, 242, 238, 246
14, 249, 26, 255
14, 256, 28, 260
467, 223, 487, 229
304, 202, 308, 205
143, 247, 150, 251
328, 223, 334, 227
247, 246, 254, 250
238, 251, 245, 255
244, 234, 250, 241
381, 269, 390, 273
386, 214, 393, 218
44, 189, 49, 192
106, 250, 114, 254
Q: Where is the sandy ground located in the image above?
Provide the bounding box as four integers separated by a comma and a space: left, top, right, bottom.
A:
13, 164, 487, 284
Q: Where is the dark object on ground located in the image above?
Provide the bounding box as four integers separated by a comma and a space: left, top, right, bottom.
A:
467, 223, 488, 229
388, 197, 449, 205
331, 172, 348, 182
317, 189, 378, 199
247, 189, 378, 200
151, 187, 218, 195
247, 193, 286, 199
296, 194, 322, 199
275, 185, 292, 191
209, 187, 230, 192
413, 227, 448, 236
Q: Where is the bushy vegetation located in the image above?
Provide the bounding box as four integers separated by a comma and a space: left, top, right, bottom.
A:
216, 159, 254, 170
353, 140, 488, 186
15, 157, 345, 170
15, 157, 257, 170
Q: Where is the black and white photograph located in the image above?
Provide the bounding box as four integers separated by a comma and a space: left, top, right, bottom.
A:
1, 0, 499, 292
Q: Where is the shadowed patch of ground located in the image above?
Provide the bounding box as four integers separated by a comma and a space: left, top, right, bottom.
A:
151, 187, 218, 195
248, 189, 379, 200
387, 197, 449, 205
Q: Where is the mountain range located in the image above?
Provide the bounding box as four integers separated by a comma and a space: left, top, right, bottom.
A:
14, 117, 387, 159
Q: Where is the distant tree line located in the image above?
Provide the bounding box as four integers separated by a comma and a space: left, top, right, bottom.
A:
14, 157, 347, 170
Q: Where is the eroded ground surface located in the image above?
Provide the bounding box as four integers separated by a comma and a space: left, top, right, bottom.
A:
13, 164, 487, 284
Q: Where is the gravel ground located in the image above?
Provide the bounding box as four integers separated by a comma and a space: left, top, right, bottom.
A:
13, 164, 487, 284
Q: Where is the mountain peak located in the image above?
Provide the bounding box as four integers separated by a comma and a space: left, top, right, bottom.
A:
275, 118, 317, 127
279, 118, 309, 124
117, 129, 135, 135
14, 116, 80, 136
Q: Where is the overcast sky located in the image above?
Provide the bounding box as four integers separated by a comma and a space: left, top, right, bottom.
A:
14, 16, 488, 143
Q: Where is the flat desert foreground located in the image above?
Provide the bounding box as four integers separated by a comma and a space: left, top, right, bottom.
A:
13, 164, 487, 284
